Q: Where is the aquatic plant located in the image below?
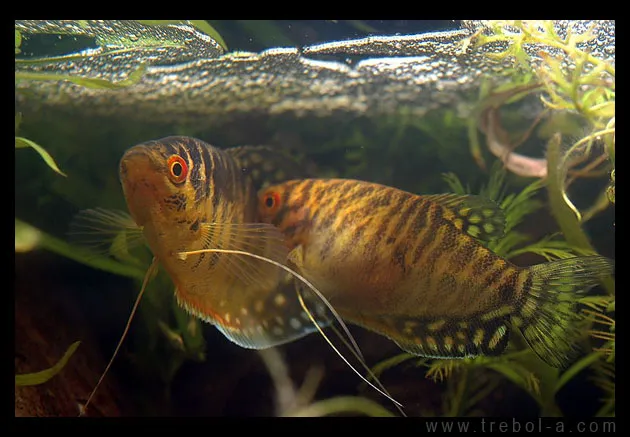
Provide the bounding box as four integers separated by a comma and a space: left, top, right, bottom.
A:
15, 342, 81, 387
15, 31, 67, 179
137, 20, 228, 51
463, 20, 614, 235
15, 81, 82, 389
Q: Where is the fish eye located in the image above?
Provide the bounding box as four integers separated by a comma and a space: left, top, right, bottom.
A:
167, 155, 188, 184
263, 192, 281, 209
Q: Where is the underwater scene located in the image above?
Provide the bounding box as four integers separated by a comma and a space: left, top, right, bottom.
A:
15, 20, 615, 421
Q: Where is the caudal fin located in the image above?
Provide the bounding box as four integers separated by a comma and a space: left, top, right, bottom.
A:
516, 255, 614, 368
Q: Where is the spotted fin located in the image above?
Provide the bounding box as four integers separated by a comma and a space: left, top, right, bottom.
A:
178, 273, 330, 350
175, 224, 331, 349
422, 193, 506, 243
67, 207, 146, 264
225, 145, 313, 191
517, 255, 614, 368
355, 310, 513, 360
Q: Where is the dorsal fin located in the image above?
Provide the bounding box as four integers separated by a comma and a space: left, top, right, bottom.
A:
422, 193, 506, 243
225, 145, 314, 191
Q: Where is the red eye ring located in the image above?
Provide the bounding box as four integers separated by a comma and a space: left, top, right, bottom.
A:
167, 155, 188, 184
264, 192, 281, 210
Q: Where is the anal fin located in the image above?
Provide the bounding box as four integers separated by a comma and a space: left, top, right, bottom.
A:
355, 311, 512, 360
206, 274, 330, 350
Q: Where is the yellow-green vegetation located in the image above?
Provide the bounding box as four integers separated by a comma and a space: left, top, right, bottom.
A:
606, 169, 615, 205
15, 26, 148, 90
16, 114, 66, 178
454, 25, 614, 417
286, 396, 396, 417
15, 35, 68, 179
137, 20, 228, 51
15, 35, 83, 385
15, 65, 147, 90
15, 29, 21, 54
463, 20, 614, 225
15, 341, 81, 386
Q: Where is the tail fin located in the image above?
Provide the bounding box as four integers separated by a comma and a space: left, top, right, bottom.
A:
516, 255, 614, 368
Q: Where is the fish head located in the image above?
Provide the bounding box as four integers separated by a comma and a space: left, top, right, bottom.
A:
257, 184, 286, 224
258, 180, 311, 249
119, 137, 208, 253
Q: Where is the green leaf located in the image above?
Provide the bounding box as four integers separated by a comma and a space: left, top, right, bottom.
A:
546, 134, 614, 295
369, 353, 416, 381
16, 341, 81, 386
492, 231, 531, 259
580, 295, 614, 312
589, 101, 615, 119
505, 235, 584, 261
15, 63, 147, 90
136, 20, 228, 51
285, 396, 397, 417
15, 29, 22, 53
478, 160, 508, 202
441, 172, 468, 195
15, 218, 146, 281
109, 230, 145, 266
15, 218, 41, 252
344, 20, 379, 33
15, 136, 66, 177
136, 20, 182, 26
16, 48, 140, 66
189, 20, 228, 51
554, 352, 603, 394
486, 361, 540, 399
426, 359, 462, 382
499, 178, 545, 233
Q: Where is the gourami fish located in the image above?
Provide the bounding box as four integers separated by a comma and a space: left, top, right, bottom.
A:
73, 137, 369, 415
258, 178, 615, 368
84, 136, 327, 347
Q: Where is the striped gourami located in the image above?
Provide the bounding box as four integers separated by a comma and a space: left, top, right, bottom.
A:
258, 178, 615, 368
115, 136, 327, 348
73, 136, 359, 415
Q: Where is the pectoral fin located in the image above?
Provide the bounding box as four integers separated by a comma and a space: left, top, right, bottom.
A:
67, 207, 147, 264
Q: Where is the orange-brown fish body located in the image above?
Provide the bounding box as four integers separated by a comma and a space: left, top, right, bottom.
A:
259, 179, 506, 315
258, 178, 614, 367
121, 137, 256, 318
118, 136, 324, 349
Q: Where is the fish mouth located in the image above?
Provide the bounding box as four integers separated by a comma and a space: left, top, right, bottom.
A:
119, 147, 164, 227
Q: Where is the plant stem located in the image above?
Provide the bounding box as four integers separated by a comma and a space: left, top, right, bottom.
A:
545, 135, 615, 295
285, 396, 397, 417
15, 218, 146, 281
